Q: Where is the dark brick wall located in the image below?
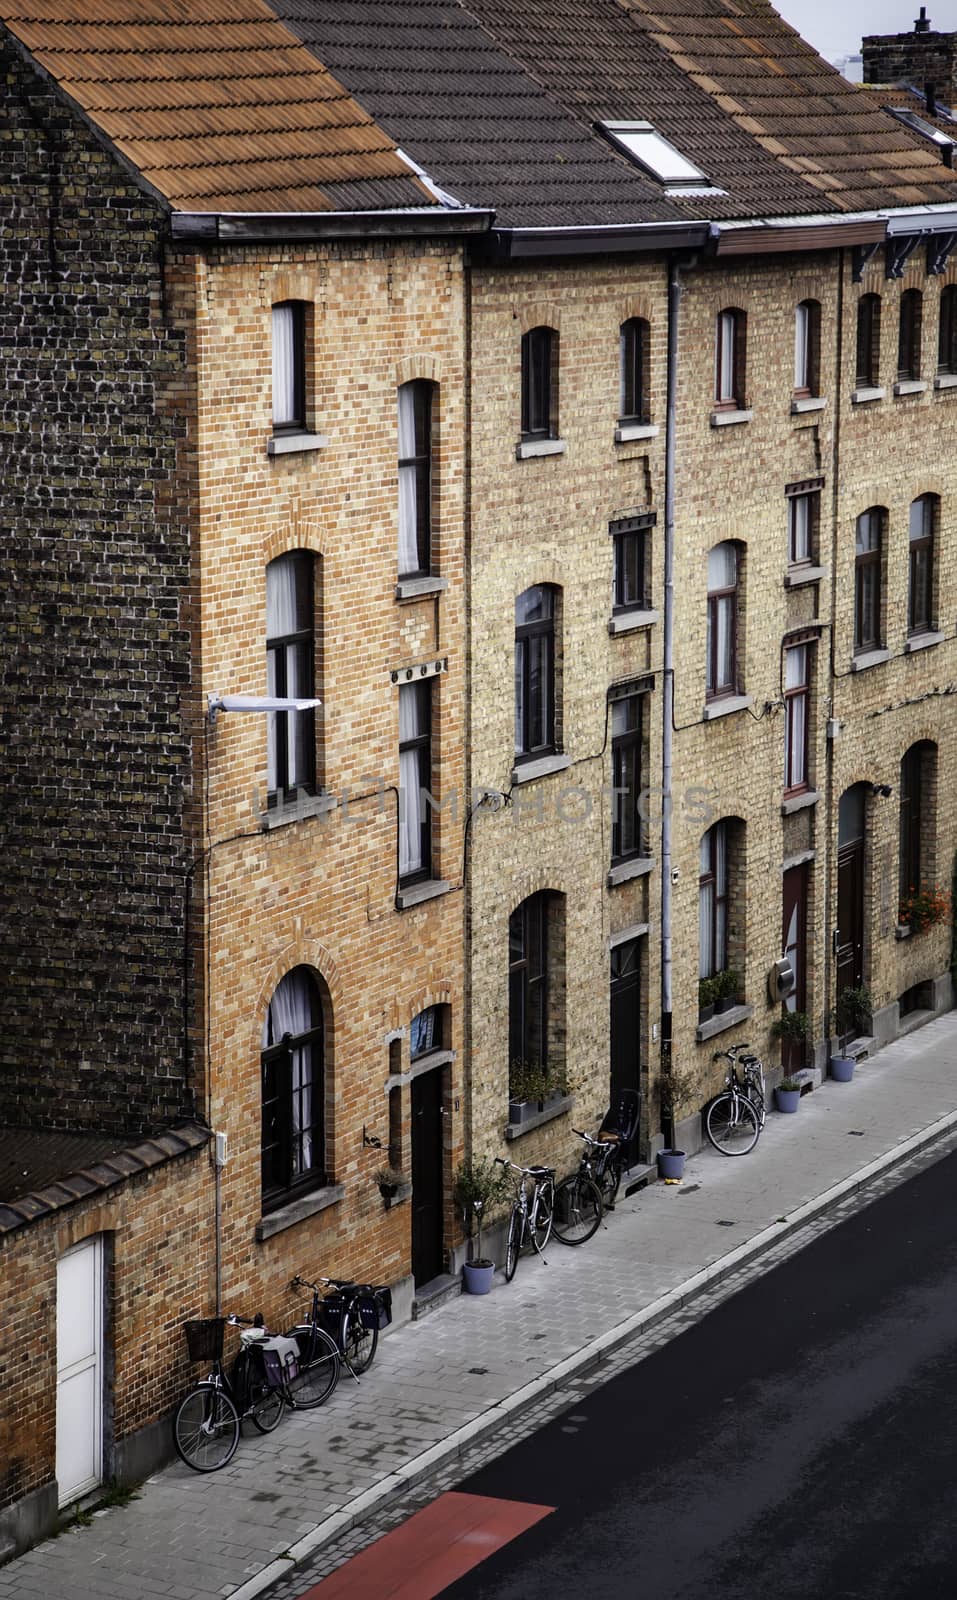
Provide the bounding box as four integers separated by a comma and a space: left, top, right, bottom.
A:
0, 37, 196, 1136
863, 29, 957, 100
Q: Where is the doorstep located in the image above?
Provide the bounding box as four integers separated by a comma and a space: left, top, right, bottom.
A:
622, 1161, 657, 1197
411, 1272, 461, 1320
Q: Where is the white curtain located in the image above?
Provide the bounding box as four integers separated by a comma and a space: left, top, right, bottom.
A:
272, 305, 296, 426
397, 385, 419, 575
785, 646, 807, 788
266, 556, 300, 792
790, 496, 809, 563
794, 304, 809, 389
716, 310, 735, 401
262, 968, 316, 1172
410, 1007, 436, 1058
399, 684, 425, 876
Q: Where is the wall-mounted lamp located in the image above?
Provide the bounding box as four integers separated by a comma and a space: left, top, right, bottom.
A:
207, 693, 322, 726
870, 782, 893, 799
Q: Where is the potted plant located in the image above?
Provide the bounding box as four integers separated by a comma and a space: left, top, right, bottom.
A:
770, 1008, 810, 1067
508, 1059, 548, 1123
898, 884, 951, 934
774, 1078, 802, 1113
831, 983, 872, 1041
453, 1158, 511, 1294
698, 976, 720, 1023
714, 968, 741, 1015
657, 1065, 698, 1179
373, 1165, 404, 1203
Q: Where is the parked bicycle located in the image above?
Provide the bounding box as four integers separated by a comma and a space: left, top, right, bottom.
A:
290, 1273, 392, 1375
552, 1134, 604, 1244
575, 1088, 640, 1214
173, 1312, 299, 1472
494, 1157, 555, 1280
705, 1044, 767, 1155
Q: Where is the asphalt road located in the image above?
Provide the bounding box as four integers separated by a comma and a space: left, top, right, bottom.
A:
439, 1146, 957, 1600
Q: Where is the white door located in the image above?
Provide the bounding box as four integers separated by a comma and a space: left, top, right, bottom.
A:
56, 1237, 103, 1505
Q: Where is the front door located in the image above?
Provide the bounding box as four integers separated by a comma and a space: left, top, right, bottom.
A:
411, 1069, 444, 1288
781, 865, 808, 1074
56, 1236, 104, 1506
610, 938, 641, 1163
836, 785, 866, 1024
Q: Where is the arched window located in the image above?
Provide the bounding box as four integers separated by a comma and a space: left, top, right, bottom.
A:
794, 299, 821, 396
521, 326, 558, 440
938, 284, 957, 375
272, 301, 306, 432
908, 494, 936, 637
854, 508, 884, 654
619, 318, 651, 424
898, 289, 923, 382
266, 551, 316, 805
714, 308, 746, 408
261, 967, 326, 1208
514, 585, 558, 759
706, 542, 739, 699
508, 891, 566, 1098
855, 294, 881, 388
397, 381, 434, 578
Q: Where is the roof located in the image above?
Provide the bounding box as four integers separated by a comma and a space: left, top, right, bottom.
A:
0, 1121, 210, 1235
0, 0, 433, 212
269, 0, 957, 225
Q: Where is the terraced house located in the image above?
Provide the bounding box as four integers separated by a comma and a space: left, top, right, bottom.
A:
3, 0, 957, 1554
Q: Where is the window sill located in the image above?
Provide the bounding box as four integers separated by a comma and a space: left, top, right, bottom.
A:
505, 1094, 573, 1141
256, 1183, 345, 1242
894, 922, 912, 941
850, 386, 885, 405
267, 431, 329, 457
260, 792, 337, 831
850, 647, 890, 673
384, 1048, 455, 1093
781, 788, 819, 816
609, 920, 650, 947
710, 408, 753, 428
702, 693, 753, 722
395, 575, 448, 602
510, 752, 571, 785
608, 608, 660, 635
893, 379, 926, 397
696, 1002, 753, 1044
934, 373, 957, 390
395, 878, 450, 910
615, 421, 659, 443
607, 855, 655, 888
905, 629, 943, 653
784, 564, 827, 589
791, 396, 827, 415
516, 437, 566, 460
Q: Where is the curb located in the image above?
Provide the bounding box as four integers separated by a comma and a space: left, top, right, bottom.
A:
228, 1106, 957, 1600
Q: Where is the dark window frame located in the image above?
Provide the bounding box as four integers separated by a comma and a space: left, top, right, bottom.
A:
514, 586, 556, 761
508, 893, 549, 1084
794, 299, 821, 398
908, 495, 935, 636
854, 508, 884, 654
398, 679, 433, 886
261, 969, 326, 1212
938, 284, 957, 374
521, 326, 557, 440
397, 380, 434, 578
785, 480, 822, 568
783, 642, 811, 795
619, 317, 651, 424
897, 288, 923, 382
714, 307, 746, 409
611, 513, 654, 613
698, 820, 729, 983
611, 693, 644, 864
272, 300, 306, 434
706, 542, 739, 701
266, 551, 316, 808
855, 293, 881, 388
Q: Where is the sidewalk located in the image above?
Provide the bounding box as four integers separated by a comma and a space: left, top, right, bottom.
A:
6, 1012, 957, 1600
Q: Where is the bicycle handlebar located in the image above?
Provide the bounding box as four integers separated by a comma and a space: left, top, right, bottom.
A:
494, 1156, 555, 1177
226, 1312, 265, 1328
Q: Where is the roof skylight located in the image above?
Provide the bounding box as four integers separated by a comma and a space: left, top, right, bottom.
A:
598, 121, 709, 187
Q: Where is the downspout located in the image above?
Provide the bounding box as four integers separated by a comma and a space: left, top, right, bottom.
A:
823, 248, 846, 1050
462, 253, 475, 1161
660, 257, 681, 1143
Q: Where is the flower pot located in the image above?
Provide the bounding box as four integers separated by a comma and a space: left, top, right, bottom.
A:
698, 1002, 715, 1024
462, 1260, 495, 1295
657, 1149, 686, 1179
829, 1055, 855, 1083
508, 1099, 532, 1125
774, 1087, 801, 1113
715, 996, 736, 1015
377, 1183, 398, 1201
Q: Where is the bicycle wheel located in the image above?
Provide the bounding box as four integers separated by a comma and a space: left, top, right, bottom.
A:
552, 1176, 602, 1244
249, 1379, 285, 1433
340, 1295, 379, 1375
705, 1092, 760, 1155
599, 1151, 622, 1211
532, 1180, 553, 1253
174, 1383, 240, 1472
286, 1326, 340, 1408
504, 1204, 522, 1282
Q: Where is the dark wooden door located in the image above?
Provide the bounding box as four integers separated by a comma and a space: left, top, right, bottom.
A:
411, 1069, 444, 1288
610, 939, 641, 1163
836, 785, 866, 1028
781, 865, 808, 1074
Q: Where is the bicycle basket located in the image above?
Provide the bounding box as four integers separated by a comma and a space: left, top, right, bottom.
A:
184, 1318, 225, 1363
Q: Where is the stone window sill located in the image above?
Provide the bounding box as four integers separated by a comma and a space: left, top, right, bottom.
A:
905, 630, 943, 653
395, 575, 448, 601
893, 379, 926, 397
607, 855, 655, 888
615, 421, 659, 443
505, 1094, 573, 1141
784, 564, 826, 589
696, 1002, 754, 1043
851, 647, 890, 673
609, 920, 650, 948
608, 608, 660, 635
395, 878, 450, 910
384, 1048, 455, 1094
702, 693, 753, 722
791, 396, 827, 415
781, 788, 819, 816
516, 437, 566, 460
260, 792, 336, 831
510, 752, 571, 785
934, 373, 957, 390
710, 408, 753, 428
256, 1182, 345, 1241
850, 386, 885, 405
267, 431, 328, 457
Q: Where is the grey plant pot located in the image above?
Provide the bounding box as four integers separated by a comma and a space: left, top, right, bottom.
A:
775, 1087, 801, 1113
462, 1260, 495, 1295
657, 1149, 686, 1179
829, 1055, 855, 1083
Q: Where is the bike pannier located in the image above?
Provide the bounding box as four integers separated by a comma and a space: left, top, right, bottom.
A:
258, 1334, 300, 1388
373, 1286, 393, 1329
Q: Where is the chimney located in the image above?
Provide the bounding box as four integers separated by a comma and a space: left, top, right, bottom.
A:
915, 7, 930, 32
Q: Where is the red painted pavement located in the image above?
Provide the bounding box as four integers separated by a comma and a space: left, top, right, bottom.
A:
294, 1490, 554, 1599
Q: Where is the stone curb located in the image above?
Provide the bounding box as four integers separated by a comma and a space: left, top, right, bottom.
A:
227, 1105, 957, 1600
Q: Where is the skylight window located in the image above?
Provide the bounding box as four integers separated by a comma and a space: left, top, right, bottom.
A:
598, 121, 709, 186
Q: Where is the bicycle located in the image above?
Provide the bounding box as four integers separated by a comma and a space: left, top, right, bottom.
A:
173, 1313, 295, 1473
290, 1273, 392, 1376
494, 1157, 555, 1281
552, 1133, 604, 1244
282, 1279, 342, 1407
705, 1044, 767, 1155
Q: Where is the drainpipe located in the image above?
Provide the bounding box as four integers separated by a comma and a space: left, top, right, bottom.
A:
823, 249, 846, 1050
660, 257, 681, 1136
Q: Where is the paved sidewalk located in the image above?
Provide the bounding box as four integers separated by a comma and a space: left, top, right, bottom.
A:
6, 1013, 957, 1600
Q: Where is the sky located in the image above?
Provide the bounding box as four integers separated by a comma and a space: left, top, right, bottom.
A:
772, 0, 956, 66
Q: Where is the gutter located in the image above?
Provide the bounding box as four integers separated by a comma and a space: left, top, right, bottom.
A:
715, 201, 957, 255
473, 221, 714, 261
170, 208, 495, 243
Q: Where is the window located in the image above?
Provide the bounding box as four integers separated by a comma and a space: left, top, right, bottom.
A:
508, 891, 565, 1092
611, 514, 653, 613
706, 542, 739, 699
899, 742, 937, 899
784, 644, 810, 793
786, 480, 821, 567
854, 508, 884, 653
399, 681, 432, 883
714, 308, 746, 408
898, 289, 923, 381
272, 301, 306, 432
599, 121, 709, 187
261, 967, 325, 1209
855, 294, 881, 388
398, 381, 433, 578
619, 319, 650, 424
938, 284, 957, 374
908, 495, 936, 636
521, 326, 557, 440
515, 585, 556, 759
699, 821, 728, 981
794, 300, 821, 397
410, 1005, 442, 1058
611, 694, 644, 863
266, 551, 316, 806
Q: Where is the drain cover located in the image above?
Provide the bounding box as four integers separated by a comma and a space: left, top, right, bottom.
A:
716, 1219, 736, 1227
468, 1366, 488, 1375
847, 1130, 865, 1136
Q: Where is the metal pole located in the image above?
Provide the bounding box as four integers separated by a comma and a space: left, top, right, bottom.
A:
660, 258, 681, 1125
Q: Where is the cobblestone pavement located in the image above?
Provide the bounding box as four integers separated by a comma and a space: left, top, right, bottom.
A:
4, 1013, 957, 1600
